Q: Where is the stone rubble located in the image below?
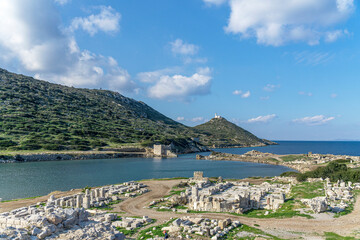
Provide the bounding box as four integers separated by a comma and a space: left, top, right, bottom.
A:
0, 205, 125, 240
161, 217, 241, 240
301, 178, 359, 213
112, 216, 152, 230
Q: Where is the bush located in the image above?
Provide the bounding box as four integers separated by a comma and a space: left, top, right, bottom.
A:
280, 171, 300, 177
42, 144, 65, 151
73, 145, 91, 151
0, 139, 17, 148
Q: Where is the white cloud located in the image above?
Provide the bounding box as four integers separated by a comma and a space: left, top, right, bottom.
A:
233, 90, 250, 98
54, 0, 70, 5
146, 67, 212, 100
263, 84, 279, 92
225, 0, 355, 46
203, 0, 227, 6
170, 39, 199, 56
176, 117, 185, 121
247, 114, 277, 123
299, 91, 313, 97
293, 115, 335, 126
69, 6, 121, 36
260, 96, 270, 101
0, 1, 135, 93
331, 93, 338, 98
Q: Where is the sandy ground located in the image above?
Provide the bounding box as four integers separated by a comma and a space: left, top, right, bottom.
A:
0, 189, 82, 213
2, 179, 360, 239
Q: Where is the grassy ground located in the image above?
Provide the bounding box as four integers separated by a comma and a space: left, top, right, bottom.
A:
324, 232, 356, 240
137, 219, 174, 239
224, 224, 284, 240
280, 154, 308, 162
291, 181, 325, 199
240, 200, 312, 219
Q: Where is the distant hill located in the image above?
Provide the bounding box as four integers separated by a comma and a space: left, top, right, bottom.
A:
193, 117, 276, 148
0, 68, 199, 151
0, 68, 274, 152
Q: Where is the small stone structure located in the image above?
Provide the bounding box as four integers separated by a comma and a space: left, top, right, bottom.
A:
153, 144, 177, 157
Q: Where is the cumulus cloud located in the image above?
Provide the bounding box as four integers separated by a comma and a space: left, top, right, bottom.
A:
233, 90, 250, 98
145, 67, 212, 100
293, 115, 335, 126
69, 6, 121, 36
263, 84, 280, 92
170, 39, 199, 56
0, 1, 135, 93
225, 0, 355, 46
247, 114, 277, 123
176, 117, 185, 121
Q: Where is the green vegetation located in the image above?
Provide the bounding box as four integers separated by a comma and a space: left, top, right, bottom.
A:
296, 162, 360, 183
324, 232, 356, 240
116, 219, 155, 237
193, 117, 275, 147
0, 68, 273, 153
138, 219, 174, 239
280, 154, 308, 162
241, 200, 312, 219
224, 224, 284, 240
164, 189, 186, 198
0, 68, 199, 152
291, 181, 325, 199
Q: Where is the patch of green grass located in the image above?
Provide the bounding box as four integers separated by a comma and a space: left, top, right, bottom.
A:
280, 154, 307, 162
291, 181, 325, 199
324, 232, 356, 240
138, 219, 174, 239
224, 224, 284, 240
164, 189, 186, 198
240, 200, 312, 219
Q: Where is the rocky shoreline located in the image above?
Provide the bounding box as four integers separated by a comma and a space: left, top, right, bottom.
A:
196, 150, 360, 173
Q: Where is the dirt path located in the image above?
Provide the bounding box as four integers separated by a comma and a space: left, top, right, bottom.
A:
112, 180, 360, 238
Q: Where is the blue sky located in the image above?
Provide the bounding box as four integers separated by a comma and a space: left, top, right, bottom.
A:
0, 0, 359, 140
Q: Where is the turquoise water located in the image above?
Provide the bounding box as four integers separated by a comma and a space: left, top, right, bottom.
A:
0, 152, 292, 201
2, 141, 359, 201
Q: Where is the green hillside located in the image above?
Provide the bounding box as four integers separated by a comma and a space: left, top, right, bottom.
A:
0, 68, 274, 152
193, 117, 276, 148
0, 68, 195, 151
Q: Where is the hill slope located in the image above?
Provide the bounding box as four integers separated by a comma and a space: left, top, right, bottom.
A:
193, 117, 276, 148
0, 68, 274, 152
0, 68, 197, 151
